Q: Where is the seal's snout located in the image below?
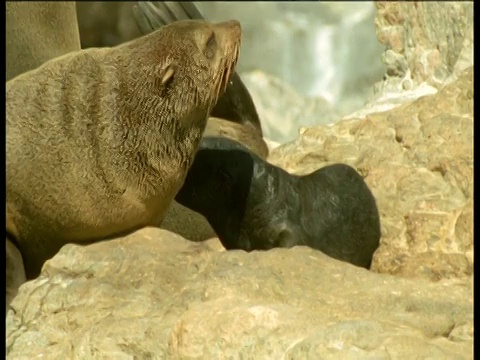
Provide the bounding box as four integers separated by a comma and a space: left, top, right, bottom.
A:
208, 19, 242, 106
238, 236, 251, 252
211, 20, 242, 57
215, 20, 242, 39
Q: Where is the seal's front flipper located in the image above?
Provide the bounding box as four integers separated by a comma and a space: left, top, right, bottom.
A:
134, 1, 204, 34
6, 237, 26, 315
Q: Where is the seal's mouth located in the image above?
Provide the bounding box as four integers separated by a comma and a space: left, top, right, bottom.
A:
211, 20, 242, 108
223, 44, 240, 89
211, 46, 240, 108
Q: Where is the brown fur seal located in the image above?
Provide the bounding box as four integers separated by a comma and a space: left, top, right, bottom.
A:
6, 20, 241, 305
132, 2, 269, 242
6, 2, 81, 81
175, 137, 381, 269
134, 1, 263, 136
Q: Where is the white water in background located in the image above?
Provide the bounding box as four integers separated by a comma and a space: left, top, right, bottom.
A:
196, 1, 387, 143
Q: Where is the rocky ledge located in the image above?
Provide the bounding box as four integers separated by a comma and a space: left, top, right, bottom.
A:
6, 228, 473, 359
269, 67, 473, 282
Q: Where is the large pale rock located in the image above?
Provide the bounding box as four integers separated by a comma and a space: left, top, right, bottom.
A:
6, 228, 473, 359
269, 67, 473, 281
375, 2, 473, 90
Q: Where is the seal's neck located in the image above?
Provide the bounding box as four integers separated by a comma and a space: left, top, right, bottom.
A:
249, 159, 285, 206
208, 150, 255, 250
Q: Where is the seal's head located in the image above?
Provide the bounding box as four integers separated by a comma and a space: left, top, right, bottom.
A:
100, 19, 242, 178
133, 2, 262, 135
112, 19, 241, 133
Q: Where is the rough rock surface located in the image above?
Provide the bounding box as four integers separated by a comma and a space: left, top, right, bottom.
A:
6, 228, 473, 359
374, 1, 473, 92
269, 67, 473, 282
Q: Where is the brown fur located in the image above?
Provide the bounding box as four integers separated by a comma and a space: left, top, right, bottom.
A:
86, 2, 271, 249
6, 20, 241, 283
6, 1, 83, 314
6, 2, 81, 81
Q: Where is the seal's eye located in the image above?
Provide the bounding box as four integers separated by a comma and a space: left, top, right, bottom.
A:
205, 32, 216, 59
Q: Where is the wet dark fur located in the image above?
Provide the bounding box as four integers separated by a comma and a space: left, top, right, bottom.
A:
176, 137, 381, 269
134, 1, 263, 136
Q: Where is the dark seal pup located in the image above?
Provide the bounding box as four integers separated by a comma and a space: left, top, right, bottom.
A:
160, 116, 269, 241
6, 20, 242, 308
175, 137, 381, 269
133, 1, 263, 136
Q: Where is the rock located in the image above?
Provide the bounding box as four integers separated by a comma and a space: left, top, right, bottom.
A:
6, 228, 473, 358
268, 67, 473, 281
374, 2, 473, 89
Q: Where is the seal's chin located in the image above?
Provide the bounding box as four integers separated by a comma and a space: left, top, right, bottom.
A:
236, 235, 251, 252
211, 42, 240, 108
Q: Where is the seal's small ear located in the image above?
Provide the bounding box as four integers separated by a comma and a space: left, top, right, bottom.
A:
159, 64, 175, 87
155, 64, 175, 95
